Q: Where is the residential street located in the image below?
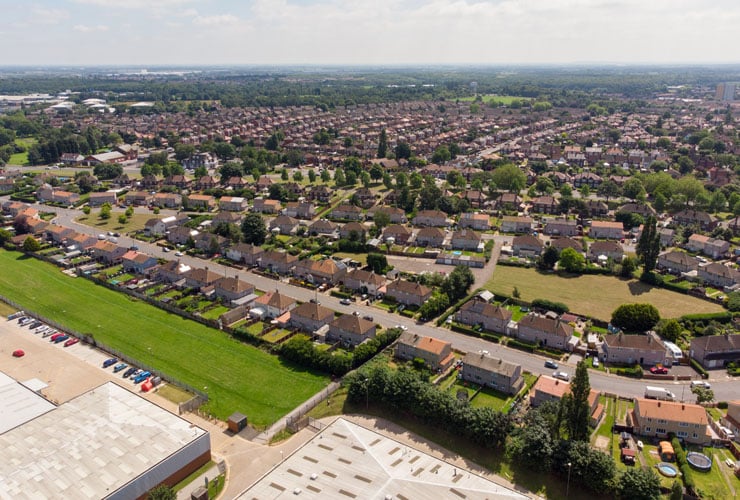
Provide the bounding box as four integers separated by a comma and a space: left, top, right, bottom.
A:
30, 202, 740, 403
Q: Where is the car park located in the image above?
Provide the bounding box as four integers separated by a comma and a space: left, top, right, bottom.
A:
12, 349, 25, 357
122, 367, 137, 378
53, 334, 69, 343
63, 337, 79, 347
544, 360, 559, 369
553, 371, 570, 381
113, 363, 128, 373
102, 357, 118, 368
649, 366, 668, 375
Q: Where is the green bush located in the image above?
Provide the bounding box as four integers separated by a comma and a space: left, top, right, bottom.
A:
330, 290, 352, 299
506, 338, 536, 353
531, 298, 569, 314
680, 312, 733, 323
610, 364, 643, 378
671, 436, 696, 495
690, 359, 708, 379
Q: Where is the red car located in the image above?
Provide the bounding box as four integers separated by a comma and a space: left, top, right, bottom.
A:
49, 332, 65, 342
12, 349, 25, 357
64, 338, 79, 347
650, 366, 668, 375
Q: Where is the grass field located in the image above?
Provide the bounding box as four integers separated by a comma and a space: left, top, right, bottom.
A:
485, 266, 724, 320
0, 250, 329, 424
76, 213, 157, 233
458, 94, 532, 105
7, 137, 37, 166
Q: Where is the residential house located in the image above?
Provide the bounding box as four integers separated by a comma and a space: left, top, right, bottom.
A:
460, 189, 487, 208
588, 240, 624, 263
657, 251, 700, 274
186, 194, 216, 211
517, 313, 574, 351
551, 237, 582, 254
687, 234, 730, 259
543, 218, 578, 237
284, 202, 316, 220
512, 234, 544, 257
308, 185, 333, 203
252, 197, 281, 214
697, 263, 740, 289
328, 314, 377, 347
156, 260, 191, 284
125, 191, 152, 207
289, 302, 335, 333
67, 232, 98, 252
412, 210, 449, 227
673, 209, 716, 231
87, 191, 117, 207
269, 215, 299, 235
462, 352, 524, 395
385, 279, 432, 307
722, 401, 740, 441
145, 215, 186, 237
531, 376, 603, 426
24, 217, 48, 235
396, 332, 454, 372
308, 219, 338, 237
500, 216, 532, 234
253, 291, 296, 319
690, 334, 740, 369
342, 268, 386, 296
331, 203, 363, 221
531, 196, 561, 215
255, 175, 273, 191
259, 250, 298, 274
152, 193, 182, 209
45, 225, 75, 245
212, 211, 242, 226
495, 192, 522, 211
450, 229, 482, 251
167, 226, 198, 246
193, 233, 228, 254
415, 227, 445, 247
163, 174, 192, 190
456, 297, 512, 334
294, 258, 347, 284
382, 224, 412, 245
353, 187, 377, 208
630, 398, 710, 445
219, 196, 248, 212
459, 212, 490, 231
589, 220, 624, 240
194, 175, 218, 191
121, 251, 159, 274
214, 277, 255, 304
184, 267, 222, 290
91, 240, 127, 265
601, 332, 671, 367
225, 176, 249, 191
618, 203, 656, 218
339, 222, 366, 240
139, 175, 161, 191
366, 206, 407, 224
225, 243, 264, 266
584, 200, 609, 217
573, 172, 602, 188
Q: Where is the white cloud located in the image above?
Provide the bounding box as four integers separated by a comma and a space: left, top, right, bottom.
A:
31, 7, 70, 25
73, 0, 192, 8
192, 14, 239, 26
178, 8, 199, 17
73, 24, 109, 32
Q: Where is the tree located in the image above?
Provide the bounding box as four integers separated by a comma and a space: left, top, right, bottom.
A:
394, 142, 411, 160
511, 407, 555, 470
579, 184, 591, 198
334, 168, 346, 186
320, 169, 331, 183
281, 169, 289, 181
598, 179, 621, 201
559, 247, 585, 273
675, 176, 704, 206
622, 178, 646, 201
395, 172, 408, 189
535, 176, 555, 195
491, 164, 526, 192
373, 210, 391, 231
620, 255, 639, 278
431, 145, 451, 164
559, 183, 572, 197
265, 132, 280, 151
93, 163, 123, 180
709, 190, 727, 213
367, 253, 388, 274
377, 128, 388, 158
655, 318, 682, 342
308, 169, 316, 183
118, 214, 127, 224
99, 202, 112, 220
670, 480, 683, 500
369, 163, 384, 181
0, 228, 11, 245
440, 265, 475, 302
219, 162, 243, 180
618, 467, 661, 500
22, 236, 40, 252
538, 245, 559, 270
147, 484, 176, 500
566, 361, 591, 441
82, 206, 91, 215
636, 216, 661, 276
418, 183, 442, 210
410, 172, 423, 189
240, 213, 267, 245
610, 303, 660, 332
691, 386, 714, 404
361, 171, 371, 188
382, 172, 393, 189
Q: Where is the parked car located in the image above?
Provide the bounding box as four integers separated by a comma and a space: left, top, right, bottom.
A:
133, 371, 151, 384
362, 315, 374, 322
63, 337, 79, 347
690, 380, 711, 389
340, 298, 352, 305
553, 371, 570, 381
113, 363, 128, 373
174, 251, 183, 257
12, 349, 25, 357
544, 360, 559, 369
649, 366, 668, 375
53, 334, 69, 344
49, 332, 65, 342
128, 369, 143, 380
28, 321, 42, 329
42, 329, 57, 338
592, 357, 600, 368
122, 367, 137, 378
102, 357, 118, 368
163, 247, 170, 252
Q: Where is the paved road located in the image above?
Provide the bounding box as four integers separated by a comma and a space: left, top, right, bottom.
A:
25, 202, 740, 403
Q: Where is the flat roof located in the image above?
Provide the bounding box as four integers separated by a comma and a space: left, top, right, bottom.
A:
0, 382, 208, 500
239, 418, 527, 499
0, 371, 56, 434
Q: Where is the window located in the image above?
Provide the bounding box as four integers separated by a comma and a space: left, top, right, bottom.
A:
677, 431, 688, 438
693, 433, 698, 439
657, 419, 667, 424
645, 427, 651, 432
656, 428, 666, 434
678, 422, 689, 427
647, 418, 652, 423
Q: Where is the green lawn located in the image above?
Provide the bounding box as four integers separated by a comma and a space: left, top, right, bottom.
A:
8, 137, 37, 165
0, 250, 329, 424
76, 213, 158, 234
486, 266, 724, 321
458, 94, 531, 105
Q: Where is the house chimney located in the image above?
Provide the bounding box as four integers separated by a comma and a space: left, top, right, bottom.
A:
682, 404, 685, 410
658, 402, 661, 407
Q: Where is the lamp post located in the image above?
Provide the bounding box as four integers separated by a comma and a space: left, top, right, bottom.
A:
363, 376, 369, 410
566, 462, 572, 498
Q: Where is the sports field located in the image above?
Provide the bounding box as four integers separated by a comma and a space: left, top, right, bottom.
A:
485, 265, 724, 321
0, 250, 329, 424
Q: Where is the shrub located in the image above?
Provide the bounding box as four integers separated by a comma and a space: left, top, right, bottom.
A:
531, 298, 569, 314
717, 401, 728, 409
690, 359, 708, 379
680, 312, 733, 323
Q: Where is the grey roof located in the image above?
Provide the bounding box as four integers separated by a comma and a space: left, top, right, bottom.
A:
462, 352, 520, 378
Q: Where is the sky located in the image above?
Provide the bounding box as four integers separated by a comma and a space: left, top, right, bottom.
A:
1, 0, 739, 67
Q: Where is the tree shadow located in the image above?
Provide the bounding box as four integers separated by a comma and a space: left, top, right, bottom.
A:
627, 280, 652, 296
